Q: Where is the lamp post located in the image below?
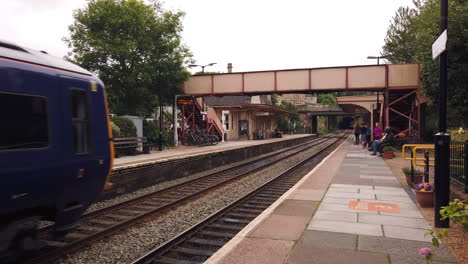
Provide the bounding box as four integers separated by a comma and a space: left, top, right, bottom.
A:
189, 63, 217, 74
367, 55, 389, 65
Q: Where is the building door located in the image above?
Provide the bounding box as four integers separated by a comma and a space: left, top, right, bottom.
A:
238, 120, 248, 140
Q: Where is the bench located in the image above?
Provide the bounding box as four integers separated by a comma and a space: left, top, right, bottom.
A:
113, 137, 152, 157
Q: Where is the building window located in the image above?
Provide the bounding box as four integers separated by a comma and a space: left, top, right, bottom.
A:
0, 92, 49, 151
71, 89, 91, 154
296, 94, 300, 99
224, 113, 230, 130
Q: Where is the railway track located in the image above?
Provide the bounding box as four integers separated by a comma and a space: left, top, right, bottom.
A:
24, 133, 342, 264
132, 132, 348, 264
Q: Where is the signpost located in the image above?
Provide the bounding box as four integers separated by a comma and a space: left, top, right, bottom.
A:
433, 0, 450, 228
432, 29, 447, 60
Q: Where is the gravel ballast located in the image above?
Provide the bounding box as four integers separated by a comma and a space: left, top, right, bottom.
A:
55, 136, 340, 264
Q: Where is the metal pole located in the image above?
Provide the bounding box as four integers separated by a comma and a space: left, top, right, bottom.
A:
424, 152, 430, 183
434, 0, 450, 228
411, 151, 414, 185
173, 95, 178, 146
464, 140, 468, 193
158, 103, 163, 151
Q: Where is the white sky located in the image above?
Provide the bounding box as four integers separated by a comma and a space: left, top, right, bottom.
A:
1, 0, 415, 73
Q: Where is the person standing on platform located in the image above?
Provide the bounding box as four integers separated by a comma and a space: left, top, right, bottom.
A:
360, 123, 368, 148
353, 122, 360, 145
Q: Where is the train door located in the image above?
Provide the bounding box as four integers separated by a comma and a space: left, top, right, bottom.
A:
55, 75, 101, 226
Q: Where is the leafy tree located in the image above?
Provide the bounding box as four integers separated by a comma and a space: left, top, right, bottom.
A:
383, 0, 468, 127
64, 0, 192, 117
276, 101, 303, 133
317, 94, 337, 104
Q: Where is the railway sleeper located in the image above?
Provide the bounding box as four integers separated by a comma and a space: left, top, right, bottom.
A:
222, 218, 251, 224
197, 230, 234, 239
226, 212, 257, 219
155, 255, 201, 264
185, 238, 225, 248
236, 208, 263, 214
172, 246, 216, 257
208, 223, 243, 231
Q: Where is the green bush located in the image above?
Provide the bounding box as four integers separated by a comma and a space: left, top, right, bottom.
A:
143, 120, 174, 147
440, 199, 468, 229
143, 120, 158, 143
110, 121, 121, 138
383, 146, 397, 152
111, 116, 137, 137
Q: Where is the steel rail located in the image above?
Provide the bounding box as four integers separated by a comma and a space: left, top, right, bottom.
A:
24, 133, 339, 264
132, 132, 348, 264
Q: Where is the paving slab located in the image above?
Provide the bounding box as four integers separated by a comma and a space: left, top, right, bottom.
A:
359, 189, 407, 196
376, 194, 414, 203
295, 230, 357, 250
307, 219, 383, 236
317, 202, 379, 214
325, 192, 376, 200
380, 208, 424, 218
331, 184, 374, 189
383, 225, 432, 242
289, 189, 326, 201
249, 214, 309, 241
314, 210, 357, 222
358, 235, 456, 262
217, 237, 293, 264
287, 246, 388, 264
321, 197, 353, 205
273, 200, 318, 217
359, 214, 430, 229
327, 187, 358, 193
390, 255, 457, 264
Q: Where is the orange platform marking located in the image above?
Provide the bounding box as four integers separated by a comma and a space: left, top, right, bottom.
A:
349, 200, 400, 213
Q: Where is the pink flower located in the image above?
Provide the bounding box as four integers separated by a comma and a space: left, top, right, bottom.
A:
417, 183, 424, 189
419, 247, 432, 256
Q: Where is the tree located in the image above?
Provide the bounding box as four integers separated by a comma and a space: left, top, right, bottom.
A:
317, 94, 337, 104
383, 0, 468, 127
64, 0, 192, 117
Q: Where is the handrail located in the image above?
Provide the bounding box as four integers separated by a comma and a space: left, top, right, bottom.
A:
402, 144, 434, 161
413, 145, 435, 167
207, 107, 223, 136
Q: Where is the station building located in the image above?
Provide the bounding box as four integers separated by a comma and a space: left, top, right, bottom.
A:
203, 95, 289, 141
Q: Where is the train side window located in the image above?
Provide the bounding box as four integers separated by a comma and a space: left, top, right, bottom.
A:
70, 89, 91, 154
0, 92, 49, 151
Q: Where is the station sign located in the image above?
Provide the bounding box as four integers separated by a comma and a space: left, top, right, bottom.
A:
432, 30, 447, 60
177, 99, 193, 105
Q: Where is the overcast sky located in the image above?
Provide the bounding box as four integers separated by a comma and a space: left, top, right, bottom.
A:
1, 0, 415, 73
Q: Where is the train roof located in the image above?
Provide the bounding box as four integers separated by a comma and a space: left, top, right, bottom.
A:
0, 39, 92, 76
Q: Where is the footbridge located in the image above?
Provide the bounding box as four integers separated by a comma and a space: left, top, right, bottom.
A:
183, 63, 421, 138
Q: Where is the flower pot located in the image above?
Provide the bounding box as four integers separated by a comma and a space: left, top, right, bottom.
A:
383, 151, 394, 159
405, 174, 423, 186
415, 190, 434, 208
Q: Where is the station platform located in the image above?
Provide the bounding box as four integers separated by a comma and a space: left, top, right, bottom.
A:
205, 136, 457, 264
113, 134, 312, 169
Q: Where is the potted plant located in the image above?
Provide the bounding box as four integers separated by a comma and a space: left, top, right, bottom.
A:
414, 183, 434, 208
402, 167, 424, 186
382, 146, 396, 159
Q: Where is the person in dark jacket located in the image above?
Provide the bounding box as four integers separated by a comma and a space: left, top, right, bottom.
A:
359, 124, 368, 148
353, 123, 360, 144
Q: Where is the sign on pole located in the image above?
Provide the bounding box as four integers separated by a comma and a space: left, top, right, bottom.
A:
432, 29, 447, 60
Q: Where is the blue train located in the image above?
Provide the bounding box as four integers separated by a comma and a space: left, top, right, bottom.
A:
0, 40, 113, 254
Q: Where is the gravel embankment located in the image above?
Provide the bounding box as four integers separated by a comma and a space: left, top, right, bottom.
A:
56, 137, 339, 264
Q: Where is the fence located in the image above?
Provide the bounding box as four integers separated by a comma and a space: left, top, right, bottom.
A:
449, 140, 468, 193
